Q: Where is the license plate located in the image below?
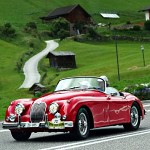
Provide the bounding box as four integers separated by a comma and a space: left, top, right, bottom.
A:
24, 122, 39, 128
48, 121, 64, 129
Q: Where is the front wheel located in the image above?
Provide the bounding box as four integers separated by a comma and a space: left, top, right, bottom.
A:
123, 103, 141, 131
11, 130, 31, 141
70, 108, 90, 140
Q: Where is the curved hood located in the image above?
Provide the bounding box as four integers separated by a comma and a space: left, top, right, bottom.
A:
35, 90, 104, 104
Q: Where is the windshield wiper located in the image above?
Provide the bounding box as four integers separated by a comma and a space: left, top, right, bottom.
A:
55, 89, 68, 92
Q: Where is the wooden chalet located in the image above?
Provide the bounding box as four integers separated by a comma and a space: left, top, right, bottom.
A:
139, 6, 150, 21
40, 4, 93, 35
46, 51, 76, 69
40, 4, 92, 24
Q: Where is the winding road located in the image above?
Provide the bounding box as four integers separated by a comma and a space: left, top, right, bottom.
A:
19, 40, 59, 88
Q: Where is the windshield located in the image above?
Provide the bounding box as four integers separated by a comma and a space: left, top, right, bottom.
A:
54, 77, 105, 92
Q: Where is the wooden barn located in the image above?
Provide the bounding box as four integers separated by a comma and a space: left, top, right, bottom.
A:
46, 51, 76, 69
40, 4, 93, 35
40, 4, 92, 24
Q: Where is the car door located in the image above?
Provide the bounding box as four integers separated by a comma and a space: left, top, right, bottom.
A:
90, 96, 109, 128
108, 96, 130, 125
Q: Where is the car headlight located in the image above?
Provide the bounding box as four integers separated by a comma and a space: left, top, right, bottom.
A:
49, 102, 59, 114
15, 103, 25, 115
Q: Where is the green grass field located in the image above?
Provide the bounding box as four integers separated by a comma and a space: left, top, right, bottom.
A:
0, 40, 30, 119
1, 0, 150, 120
44, 39, 150, 85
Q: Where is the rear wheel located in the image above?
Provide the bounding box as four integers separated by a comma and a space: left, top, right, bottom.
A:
123, 103, 141, 131
11, 130, 31, 141
71, 108, 90, 140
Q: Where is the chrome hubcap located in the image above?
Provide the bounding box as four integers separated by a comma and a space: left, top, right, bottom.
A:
78, 112, 88, 136
131, 106, 139, 127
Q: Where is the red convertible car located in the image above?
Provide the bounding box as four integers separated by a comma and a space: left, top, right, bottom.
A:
2, 76, 145, 141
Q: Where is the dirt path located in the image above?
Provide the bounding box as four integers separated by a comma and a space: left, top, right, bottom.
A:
19, 40, 59, 88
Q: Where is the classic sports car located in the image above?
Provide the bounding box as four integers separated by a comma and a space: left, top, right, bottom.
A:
2, 76, 145, 141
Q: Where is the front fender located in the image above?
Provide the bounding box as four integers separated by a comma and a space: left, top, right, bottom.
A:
5, 99, 33, 121
60, 97, 91, 123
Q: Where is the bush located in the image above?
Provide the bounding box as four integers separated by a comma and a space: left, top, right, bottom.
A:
27, 22, 37, 29
144, 20, 150, 30
0, 23, 16, 38
50, 17, 69, 39
87, 27, 101, 40
126, 21, 131, 24
24, 22, 37, 33
132, 25, 141, 31
124, 83, 150, 100
57, 29, 69, 40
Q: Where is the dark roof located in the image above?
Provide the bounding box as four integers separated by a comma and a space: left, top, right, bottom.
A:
41, 4, 91, 20
47, 51, 75, 57
139, 6, 150, 12
29, 83, 45, 91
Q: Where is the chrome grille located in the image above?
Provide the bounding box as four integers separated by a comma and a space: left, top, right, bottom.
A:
30, 102, 46, 123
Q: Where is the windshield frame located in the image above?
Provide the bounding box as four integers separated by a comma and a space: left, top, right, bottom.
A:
54, 76, 106, 92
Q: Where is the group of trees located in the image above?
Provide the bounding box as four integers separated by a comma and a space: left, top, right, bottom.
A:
50, 17, 70, 40
0, 22, 38, 40
1, 19, 150, 41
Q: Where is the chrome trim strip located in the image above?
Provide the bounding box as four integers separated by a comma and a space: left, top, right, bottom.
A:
2, 121, 73, 129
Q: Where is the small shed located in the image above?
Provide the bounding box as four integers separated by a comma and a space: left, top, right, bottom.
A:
46, 51, 76, 69
29, 83, 46, 95
139, 6, 150, 21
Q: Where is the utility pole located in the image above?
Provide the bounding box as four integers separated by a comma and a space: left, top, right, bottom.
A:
141, 45, 146, 67
115, 32, 120, 81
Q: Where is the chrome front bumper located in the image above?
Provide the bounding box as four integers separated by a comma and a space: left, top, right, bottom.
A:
2, 120, 73, 129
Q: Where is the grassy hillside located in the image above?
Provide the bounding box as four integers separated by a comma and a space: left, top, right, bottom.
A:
0, 0, 150, 120
1, 38, 150, 120
0, 0, 149, 27
42, 39, 150, 87
0, 40, 32, 118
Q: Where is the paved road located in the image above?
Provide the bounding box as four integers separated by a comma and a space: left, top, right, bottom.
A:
0, 101, 150, 150
19, 40, 59, 88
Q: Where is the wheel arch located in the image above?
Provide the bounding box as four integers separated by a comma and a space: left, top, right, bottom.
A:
132, 101, 142, 117
77, 105, 94, 129
123, 101, 142, 131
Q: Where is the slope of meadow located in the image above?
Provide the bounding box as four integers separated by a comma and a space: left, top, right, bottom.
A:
0, 0, 150, 119
0, 0, 149, 27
